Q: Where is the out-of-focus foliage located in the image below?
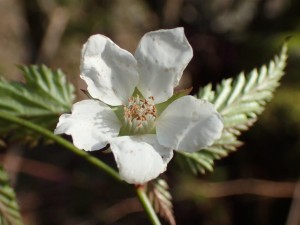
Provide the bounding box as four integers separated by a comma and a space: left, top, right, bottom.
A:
177, 44, 287, 174
0, 166, 23, 225
0, 65, 74, 144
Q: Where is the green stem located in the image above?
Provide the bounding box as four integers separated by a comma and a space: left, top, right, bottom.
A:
136, 185, 162, 225
0, 112, 122, 182
0, 112, 161, 224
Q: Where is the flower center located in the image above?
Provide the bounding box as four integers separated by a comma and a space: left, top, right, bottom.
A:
123, 95, 157, 134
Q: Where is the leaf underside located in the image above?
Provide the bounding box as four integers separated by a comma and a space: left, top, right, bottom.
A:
177, 44, 288, 174
0, 65, 75, 145
0, 166, 23, 225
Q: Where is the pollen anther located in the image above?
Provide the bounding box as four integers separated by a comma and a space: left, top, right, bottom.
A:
123, 95, 157, 134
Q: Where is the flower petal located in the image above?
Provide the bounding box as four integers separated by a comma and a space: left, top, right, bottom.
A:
54, 99, 121, 151
81, 34, 139, 106
156, 96, 223, 152
110, 135, 173, 184
135, 27, 193, 103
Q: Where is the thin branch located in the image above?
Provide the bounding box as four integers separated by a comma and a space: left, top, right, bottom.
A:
102, 198, 142, 224
286, 180, 300, 225
177, 178, 296, 199
37, 6, 70, 62
2, 145, 23, 186
0, 153, 68, 182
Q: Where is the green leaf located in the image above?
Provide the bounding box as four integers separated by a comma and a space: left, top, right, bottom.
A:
178, 43, 288, 174
0, 65, 75, 144
0, 166, 23, 225
156, 87, 192, 115
146, 178, 176, 225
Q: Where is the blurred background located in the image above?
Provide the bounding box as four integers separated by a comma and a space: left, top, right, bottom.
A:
1, 0, 300, 224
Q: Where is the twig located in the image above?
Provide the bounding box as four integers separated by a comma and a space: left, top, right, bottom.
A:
37, 6, 69, 62
0, 153, 68, 182
162, 0, 183, 26
102, 197, 142, 224
177, 178, 296, 199
2, 145, 23, 185
286, 179, 300, 225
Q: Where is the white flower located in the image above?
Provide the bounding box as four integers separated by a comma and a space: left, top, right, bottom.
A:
54, 28, 223, 184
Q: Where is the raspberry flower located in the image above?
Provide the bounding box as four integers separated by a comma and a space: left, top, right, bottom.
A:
54, 28, 223, 184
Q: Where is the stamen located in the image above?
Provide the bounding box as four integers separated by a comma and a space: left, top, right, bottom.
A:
123, 95, 157, 134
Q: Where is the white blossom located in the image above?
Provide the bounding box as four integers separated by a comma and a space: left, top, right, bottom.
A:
55, 28, 224, 184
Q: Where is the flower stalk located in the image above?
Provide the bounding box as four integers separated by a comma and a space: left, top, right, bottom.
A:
0, 112, 122, 182
0, 112, 163, 224
136, 184, 162, 225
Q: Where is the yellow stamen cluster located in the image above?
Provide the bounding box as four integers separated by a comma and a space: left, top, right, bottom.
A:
123, 95, 157, 134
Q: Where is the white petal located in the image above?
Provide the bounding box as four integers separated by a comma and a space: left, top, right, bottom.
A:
156, 96, 223, 152
110, 135, 173, 184
81, 34, 139, 106
135, 28, 193, 103
54, 99, 121, 151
